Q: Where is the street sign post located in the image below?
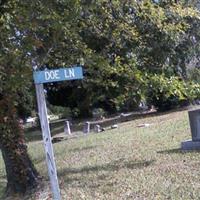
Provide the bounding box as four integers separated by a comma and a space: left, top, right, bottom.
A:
34, 66, 83, 200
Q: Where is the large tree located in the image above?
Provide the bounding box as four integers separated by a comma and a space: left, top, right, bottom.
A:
0, 1, 40, 195
0, 0, 83, 195
47, 0, 200, 114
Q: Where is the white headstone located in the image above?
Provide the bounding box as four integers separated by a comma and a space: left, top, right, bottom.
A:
83, 121, 90, 134
111, 124, 118, 129
64, 120, 71, 135
94, 124, 101, 133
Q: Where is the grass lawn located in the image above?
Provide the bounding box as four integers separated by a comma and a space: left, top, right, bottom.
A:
1, 108, 200, 199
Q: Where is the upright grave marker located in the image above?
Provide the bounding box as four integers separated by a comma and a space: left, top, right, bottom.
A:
33, 66, 83, 200
64, 120, 71, 135
83, 121, 90, 134
181, 108, 200, 150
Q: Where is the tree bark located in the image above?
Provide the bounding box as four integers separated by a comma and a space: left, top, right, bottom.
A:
0, 95, 40, 195
1, 144, 39, 195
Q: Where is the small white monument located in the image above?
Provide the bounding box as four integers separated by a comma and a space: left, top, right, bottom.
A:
64, 120, 71, 135
111, 124, 118, 129
83, 121, 90, 134
94, 124, 101, 133
181, 109, 200, 150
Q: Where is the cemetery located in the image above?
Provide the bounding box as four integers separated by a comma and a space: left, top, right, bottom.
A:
1, 106, 200, 199
1, 1, 200, 200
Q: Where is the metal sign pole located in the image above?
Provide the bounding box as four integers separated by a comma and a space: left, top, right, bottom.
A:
35, 83, 61, 200
33, 65, 83, 199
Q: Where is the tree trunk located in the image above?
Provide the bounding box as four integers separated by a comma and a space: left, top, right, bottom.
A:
0, 95, 40, 195
1, 144, 39, 195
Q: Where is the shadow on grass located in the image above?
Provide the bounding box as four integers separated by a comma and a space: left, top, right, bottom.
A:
157, 148, 200, 154
31, 155, 46, 165
31, 145, 100, 167
25, 129, 64, 142
58, 159, 155, 177
59, 159, 155, 189
68, 145, 99, 153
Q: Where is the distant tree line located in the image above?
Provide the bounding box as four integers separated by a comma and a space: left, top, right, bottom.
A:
46, 0, 200, 116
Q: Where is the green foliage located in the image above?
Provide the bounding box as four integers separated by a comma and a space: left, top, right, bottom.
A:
186, 82, 200, 101
146, 74, 189, 111
187, 68, 200, 83
48, 104, 71, 119
71, 107, 81, 118
92, 108, 106, 119
135, 1, 200, 75
0, 0, 200, 116
146, 73, 200, 111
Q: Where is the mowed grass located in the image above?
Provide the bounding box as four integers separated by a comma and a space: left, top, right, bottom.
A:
1, 108, 200, 199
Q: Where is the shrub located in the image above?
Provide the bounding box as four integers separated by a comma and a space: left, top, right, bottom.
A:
187, 68, 200, 83
146, 75, 189, 111
186, 82, 200, 102
48, 105, 72, 119
92, 108, 106, 119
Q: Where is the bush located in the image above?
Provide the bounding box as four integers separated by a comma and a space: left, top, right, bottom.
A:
186, 82, 200, 102
187, 68, 200, 83
48, 105, 72, 119
146, 75, 188, 111
71, 108, 80, 118
92, 108, 106, 119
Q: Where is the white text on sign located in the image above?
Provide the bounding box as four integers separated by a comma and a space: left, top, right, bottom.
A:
64, 69, 75, 78
45, 70, 60, 80
44, 69, 75, 81
33, 66, 83, 84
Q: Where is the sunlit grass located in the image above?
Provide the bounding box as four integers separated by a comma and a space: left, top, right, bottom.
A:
1, 109, 200, 199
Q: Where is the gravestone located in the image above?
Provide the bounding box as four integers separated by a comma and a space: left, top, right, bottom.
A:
83, 121, 90, 134
64, 120, 71, 135
181, 109, 200, 150
94, 124, 101, 133
111, 124, 118, 129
